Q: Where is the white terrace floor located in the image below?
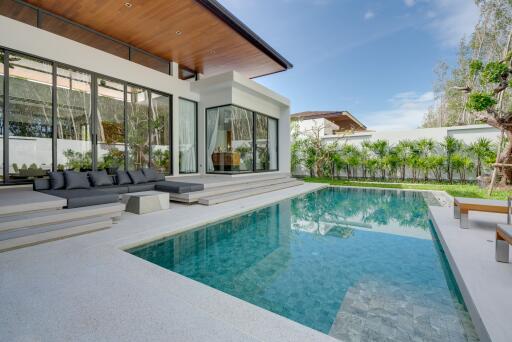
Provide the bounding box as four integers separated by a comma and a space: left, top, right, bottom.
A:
429, 206, 512, 342
0, 182, 336, 342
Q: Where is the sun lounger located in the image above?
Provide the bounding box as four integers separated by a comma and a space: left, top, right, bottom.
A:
496, 224, 512, 263
453, 197, 511, 229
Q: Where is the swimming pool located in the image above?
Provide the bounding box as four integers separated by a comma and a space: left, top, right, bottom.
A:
128, 187, 478, 341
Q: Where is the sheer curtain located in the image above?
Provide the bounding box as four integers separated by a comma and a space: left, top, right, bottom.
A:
268, 118, 278, 170
206, 107, 220, 172
179, 99, 197, 173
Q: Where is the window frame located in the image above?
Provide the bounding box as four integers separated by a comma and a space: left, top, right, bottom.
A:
0, 45, 173, 184
205, 104, 279, 175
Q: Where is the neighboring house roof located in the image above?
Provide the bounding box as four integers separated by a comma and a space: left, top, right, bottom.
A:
290, 111, 367, 131
20, 0, 292, 78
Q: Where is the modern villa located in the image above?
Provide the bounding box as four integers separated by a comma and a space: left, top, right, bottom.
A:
0, 2, 511, 342
0, 0, 292, 181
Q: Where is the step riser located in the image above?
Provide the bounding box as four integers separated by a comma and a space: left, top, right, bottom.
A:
201, 173, 290, 190
171, 178, 299, 203
0, 220, 112, 253
198, 181, 304, 205
0, 204, 124, 232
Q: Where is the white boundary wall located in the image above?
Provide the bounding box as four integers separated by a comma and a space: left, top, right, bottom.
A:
294, 123, 501, 179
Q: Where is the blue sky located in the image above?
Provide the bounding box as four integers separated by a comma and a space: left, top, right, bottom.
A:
218, 0, 480, 130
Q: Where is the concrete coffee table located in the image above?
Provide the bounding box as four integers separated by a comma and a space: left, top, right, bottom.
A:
121, 191, 170, 215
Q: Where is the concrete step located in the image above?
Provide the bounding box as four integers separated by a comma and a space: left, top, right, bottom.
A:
170, 176, 299, 203
0, 217, 113, 253
0, 203, 125, 232
198, 180, 304, 205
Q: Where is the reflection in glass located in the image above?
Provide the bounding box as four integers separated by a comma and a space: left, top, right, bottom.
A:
97, 78, 125, 172
127, 85, 149, 170
206, 105, 253, 173
150, 92, 170, 174
179, 98, 197, 173
255, 114, 268, 171
56, 67, 92, 171
8, 53, 53, 180
268, 117, 278, 170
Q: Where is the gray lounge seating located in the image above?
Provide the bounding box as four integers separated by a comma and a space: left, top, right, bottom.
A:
33, 169, 204, 209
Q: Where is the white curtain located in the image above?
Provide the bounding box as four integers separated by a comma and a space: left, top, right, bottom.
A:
206, 108, 220, 172
179, 99, 197, 173
268, 118, 278, 170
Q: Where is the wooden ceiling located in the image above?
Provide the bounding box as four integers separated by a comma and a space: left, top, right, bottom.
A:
291, 111, 367, 132
24, 0, 292, 78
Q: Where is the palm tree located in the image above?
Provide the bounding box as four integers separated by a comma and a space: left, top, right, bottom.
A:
468, 138, 493, 177
395, 140, 412, 180
369, 140, 389, 179
441, 136, 462, 182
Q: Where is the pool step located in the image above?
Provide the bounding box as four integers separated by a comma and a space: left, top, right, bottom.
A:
198, 179, 304, 205
170, 176, 298, 203
0, 217, 113, 253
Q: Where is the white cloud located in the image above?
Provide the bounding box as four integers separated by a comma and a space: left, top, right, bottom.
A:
363, 91, 434, 131
427, 0, 479, 47
404, 0, 415, 7
364, 10, 375, 20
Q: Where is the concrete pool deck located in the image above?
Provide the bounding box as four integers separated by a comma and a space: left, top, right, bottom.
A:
0, 183, 338, 342
429, 205, 512, 342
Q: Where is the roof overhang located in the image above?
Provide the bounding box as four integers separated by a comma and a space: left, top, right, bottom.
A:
291, 111, 367, 131
21, 0, 292, 78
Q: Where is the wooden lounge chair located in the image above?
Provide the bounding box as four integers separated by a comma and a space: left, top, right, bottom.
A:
453, 197, 511, 229
496, 224, 512, 263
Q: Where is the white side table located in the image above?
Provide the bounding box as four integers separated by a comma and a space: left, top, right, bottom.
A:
121, 191, 170, 215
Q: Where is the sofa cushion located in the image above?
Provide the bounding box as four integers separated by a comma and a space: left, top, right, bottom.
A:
116, 170, 132, 185
49, 172, 65, 190
155, 181, 204, 194
128, 170, 147, 184
127, 183, 156, 193
88, 170, 113, 187
40, 189, 118, 209
141, 168, 159, 182
64, 171, 91, 190
95, 185, 129, 194
33, 178, 51, 191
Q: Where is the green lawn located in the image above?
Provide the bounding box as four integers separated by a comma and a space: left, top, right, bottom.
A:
303, 177, 511, 200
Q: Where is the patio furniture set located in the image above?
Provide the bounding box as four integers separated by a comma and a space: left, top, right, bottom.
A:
33, 168, 204, 213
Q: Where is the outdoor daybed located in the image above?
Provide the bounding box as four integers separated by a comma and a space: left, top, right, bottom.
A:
453, 197, 510, 229
33, 168, 204, 209
496, 224, 512, 263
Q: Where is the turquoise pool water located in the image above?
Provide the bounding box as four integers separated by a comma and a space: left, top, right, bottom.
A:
128, 187, 478, 341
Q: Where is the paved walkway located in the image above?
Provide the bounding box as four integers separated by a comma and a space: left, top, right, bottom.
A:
429, 206, 512, 342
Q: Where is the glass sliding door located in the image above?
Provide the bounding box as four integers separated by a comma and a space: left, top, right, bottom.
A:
206, 105, 253, 173
8, 53, 53, 180
268, 117, 278, 170
150, 92, 171, 174
255, 113, 269, 171
127, 85, 149, 170
97, 77, 125, 172
179, 98, 197, 173
56, 66, 92, 171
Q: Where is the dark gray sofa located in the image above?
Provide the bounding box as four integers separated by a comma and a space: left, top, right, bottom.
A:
33, 170, 203, 209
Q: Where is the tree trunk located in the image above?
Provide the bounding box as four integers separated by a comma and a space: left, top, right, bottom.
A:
498, 131, 512, 185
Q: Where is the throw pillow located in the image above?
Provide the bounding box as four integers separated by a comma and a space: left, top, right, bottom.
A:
64, 171, 91, 190
88, 170, 113, 187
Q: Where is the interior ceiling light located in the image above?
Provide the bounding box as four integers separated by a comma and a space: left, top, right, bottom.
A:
124, 2, 132, 8
175, 31, 182, 36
